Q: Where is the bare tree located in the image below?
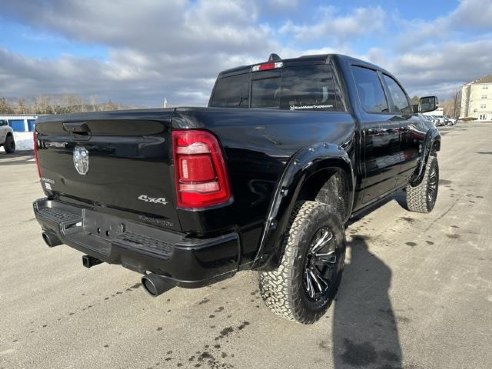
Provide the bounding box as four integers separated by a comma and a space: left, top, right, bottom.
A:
15, 98, 28, 114
453, 90, 461, 119
1, 94, 129, 115
410, 95, 420, 106
441, 90, 462, 118
103, 100, 119, 111
33, 96, 54, 114
0, 97, 14, 114
90, 95, 98, 112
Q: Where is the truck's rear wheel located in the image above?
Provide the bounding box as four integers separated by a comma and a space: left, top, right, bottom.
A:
406, 155, 439, 213
259, 201, 346, 324
4, 135, 15, 154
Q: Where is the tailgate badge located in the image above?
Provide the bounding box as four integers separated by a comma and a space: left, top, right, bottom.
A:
138, 195, 168, 206
73, 146, 89, 175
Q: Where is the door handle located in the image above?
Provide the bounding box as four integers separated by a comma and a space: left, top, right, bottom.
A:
63, 122, 91, 136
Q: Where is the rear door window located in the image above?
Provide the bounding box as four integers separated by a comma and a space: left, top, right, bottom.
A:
352, 66, 389, 113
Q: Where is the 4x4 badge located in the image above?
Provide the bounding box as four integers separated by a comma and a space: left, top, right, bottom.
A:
73, 146, 89, 175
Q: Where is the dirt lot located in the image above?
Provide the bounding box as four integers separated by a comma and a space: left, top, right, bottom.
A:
1, 123, 491, 369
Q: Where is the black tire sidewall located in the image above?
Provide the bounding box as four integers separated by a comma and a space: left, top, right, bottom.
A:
425, 157, 439, 211
290, 205, 346, 322
5, 135, 15, 153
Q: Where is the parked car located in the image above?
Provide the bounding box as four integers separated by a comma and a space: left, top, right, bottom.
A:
33, 53, 441, 324
0, 120, 15, 154
430, 115, 446, 126
423, 115, 439, 125
444, 115, 457, 125
419, 114, 436, 126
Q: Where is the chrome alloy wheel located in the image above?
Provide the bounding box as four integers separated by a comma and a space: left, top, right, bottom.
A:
303, 227, 338, 302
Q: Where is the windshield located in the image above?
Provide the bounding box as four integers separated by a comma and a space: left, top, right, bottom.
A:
210, 64, 345, 111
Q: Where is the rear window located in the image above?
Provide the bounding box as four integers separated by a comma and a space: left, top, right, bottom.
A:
209, 73, 250, 108
251, 77, 281, 108
210, 64, 345, 111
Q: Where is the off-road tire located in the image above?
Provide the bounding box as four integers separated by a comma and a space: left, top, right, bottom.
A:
4, 134, 16, 154
406, 155, 439, 213
259, 201, 346, 324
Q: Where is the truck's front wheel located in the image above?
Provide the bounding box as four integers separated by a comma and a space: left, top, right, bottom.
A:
4, 134, 15, 154
406, 155, 439, 213
259, 201, 346, 324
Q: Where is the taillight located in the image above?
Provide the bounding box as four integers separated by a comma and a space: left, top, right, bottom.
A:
251, 61, 283, 72
172, 130, 231, 208
33, 130, 42, 177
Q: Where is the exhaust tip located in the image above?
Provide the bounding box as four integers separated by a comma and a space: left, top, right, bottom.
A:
42, 231, 62, 247
141, 273, 174, 297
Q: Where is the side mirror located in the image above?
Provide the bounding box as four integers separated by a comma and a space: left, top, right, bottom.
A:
0, 120, 6, 126
419, 96, 439, 113
412, 105, 419, 113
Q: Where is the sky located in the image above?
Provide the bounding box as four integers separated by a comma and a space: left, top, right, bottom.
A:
1, 0, 491, 107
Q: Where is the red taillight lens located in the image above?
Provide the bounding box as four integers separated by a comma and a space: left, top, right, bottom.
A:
178, 156, 215, 182
172, 130, 231, 208
251, 61, 283, 72
33, 131, 42, 178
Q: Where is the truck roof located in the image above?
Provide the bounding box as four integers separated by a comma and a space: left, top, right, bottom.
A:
218, 53, 386, 78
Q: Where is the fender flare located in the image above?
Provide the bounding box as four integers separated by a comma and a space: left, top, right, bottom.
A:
410, 128, 441, 186
252, 142, 355, 270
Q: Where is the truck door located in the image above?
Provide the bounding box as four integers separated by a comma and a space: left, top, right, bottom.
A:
380, 74, 424, 188
351, 65, 401, 205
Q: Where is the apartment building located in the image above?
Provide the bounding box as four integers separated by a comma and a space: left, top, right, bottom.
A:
460, 75, 492, 121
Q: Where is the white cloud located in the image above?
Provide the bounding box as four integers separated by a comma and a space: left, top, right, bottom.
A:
267, 0, 299, 9
0, 0, 280, 105
396, 0, 492, 50
450, 0, 492, 29
279, 6, 386, 44
0, 0, 490, 106
382, 0, 492, 97
390, 39, 492, 96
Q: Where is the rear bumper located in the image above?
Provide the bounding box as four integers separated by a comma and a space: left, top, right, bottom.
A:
33, 198, 240, 288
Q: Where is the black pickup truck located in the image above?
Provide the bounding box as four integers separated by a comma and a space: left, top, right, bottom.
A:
33, 53, 440, 324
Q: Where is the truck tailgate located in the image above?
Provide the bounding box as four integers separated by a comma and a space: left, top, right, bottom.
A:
35, 110, 180, 231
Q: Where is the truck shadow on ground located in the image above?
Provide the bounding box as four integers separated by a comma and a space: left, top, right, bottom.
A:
331, 238, 403, 369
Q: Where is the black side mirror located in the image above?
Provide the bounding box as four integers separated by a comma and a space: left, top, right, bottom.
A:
412, 105, 419, 113
419, 96, 439, 113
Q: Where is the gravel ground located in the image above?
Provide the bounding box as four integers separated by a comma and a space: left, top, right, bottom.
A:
0, 122, 491, 369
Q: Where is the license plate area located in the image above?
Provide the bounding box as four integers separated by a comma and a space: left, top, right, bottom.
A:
82, 209, 126, 241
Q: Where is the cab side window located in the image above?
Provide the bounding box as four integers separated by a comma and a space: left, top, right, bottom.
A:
382, 74, 411, 114
352, 66, 389, 114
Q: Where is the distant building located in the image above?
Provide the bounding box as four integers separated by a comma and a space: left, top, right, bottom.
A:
460, 75, 492, 121
0, 114, 38, 132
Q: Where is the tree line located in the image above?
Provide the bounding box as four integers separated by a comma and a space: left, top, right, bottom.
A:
0, 95, 129, 115
1, 92, 462, 117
